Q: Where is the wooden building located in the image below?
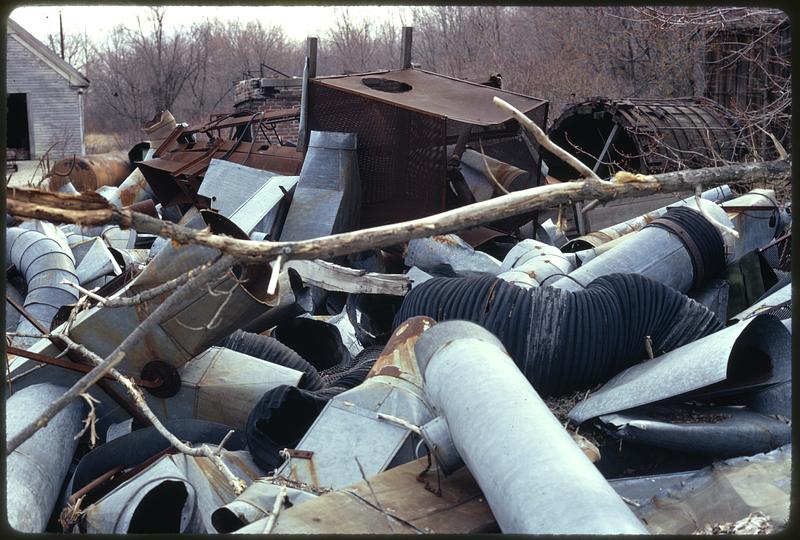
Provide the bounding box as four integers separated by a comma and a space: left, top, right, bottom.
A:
6, 18, 89, 160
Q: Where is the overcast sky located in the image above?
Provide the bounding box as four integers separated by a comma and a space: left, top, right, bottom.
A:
9, 5, 411, 44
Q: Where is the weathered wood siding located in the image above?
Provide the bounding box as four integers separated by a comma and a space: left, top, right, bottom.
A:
6, 35, 85, 159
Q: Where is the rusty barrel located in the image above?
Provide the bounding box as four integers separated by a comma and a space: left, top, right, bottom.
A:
48, 152, 133, 192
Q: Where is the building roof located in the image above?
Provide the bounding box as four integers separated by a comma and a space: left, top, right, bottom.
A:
313, 68, 547, 126
7, 18, 90, 88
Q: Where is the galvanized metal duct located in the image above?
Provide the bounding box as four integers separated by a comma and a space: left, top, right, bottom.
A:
405, 234, 502, 275
220, 330, 325, 391
395, 273, 721, 396
546, 201, 731, 293
272, 317, 437, 491
6, 383, 85, 532
568, 314, 792, 424
142, 346, 304, 430
415, 320, 648, 534
82, 449, 261, 534
59, 223, 137, 250
562, 185, 733, 252
6, 227, 80, 348
279, 131, 361, 240
211, 480, 318, 533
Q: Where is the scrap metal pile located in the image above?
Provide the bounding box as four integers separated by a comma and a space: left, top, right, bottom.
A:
5, 68, 793, 535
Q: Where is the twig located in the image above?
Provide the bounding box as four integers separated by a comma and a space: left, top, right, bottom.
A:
6, 253, 236, 456
216, 429, 235, 456
54, 334, 247, 495
694, 184, 740, 239
74, 393, 100, 448
355, 456, 397, 533
262, 484, 288, 534
492, 96, 604, 182
376, 413, 422, 435
267, 255, 283, 295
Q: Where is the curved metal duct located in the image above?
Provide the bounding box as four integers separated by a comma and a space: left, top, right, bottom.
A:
103, 168, 158, 208
6, 227, 80, 348
394, 273, 722, 396
220, 330, 325, 391
6, 281, 24, 332
415, 320, 648, 534
544, 97, 739, 180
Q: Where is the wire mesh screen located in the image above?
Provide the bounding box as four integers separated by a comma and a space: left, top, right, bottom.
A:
309, 83, 447, 228
760, 233, 791, 272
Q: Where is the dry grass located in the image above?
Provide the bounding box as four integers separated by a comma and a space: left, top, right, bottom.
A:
84, 132, 140, 155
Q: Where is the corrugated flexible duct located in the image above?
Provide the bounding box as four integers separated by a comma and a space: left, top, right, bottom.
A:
6, 227, 80, 348
394, 273, 722, 396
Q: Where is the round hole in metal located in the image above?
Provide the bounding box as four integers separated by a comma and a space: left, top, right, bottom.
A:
361, 77, 412, 93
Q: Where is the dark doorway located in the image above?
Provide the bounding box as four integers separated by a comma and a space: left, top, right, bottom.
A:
7, 93, 31, 160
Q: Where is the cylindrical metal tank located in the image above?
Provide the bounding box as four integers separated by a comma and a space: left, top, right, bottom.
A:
48, 153, 133, 192
544, 97, 740, 180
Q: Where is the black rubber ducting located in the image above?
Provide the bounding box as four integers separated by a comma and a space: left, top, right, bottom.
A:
219, 330, 325, 391
645, 206, 726, 290
245, 385, 330, 472
271, 318, 352, 372
394, 273, 724, 396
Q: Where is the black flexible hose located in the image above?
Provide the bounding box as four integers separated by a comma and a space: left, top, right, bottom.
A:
394, 273, 723, 396
219, 330, 325, 391
645, 206, 726, 290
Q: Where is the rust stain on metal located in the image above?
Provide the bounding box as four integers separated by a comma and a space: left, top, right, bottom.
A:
432, 235, 460, 247
367, 316, 435, 380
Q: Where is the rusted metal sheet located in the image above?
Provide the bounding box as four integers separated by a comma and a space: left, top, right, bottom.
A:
313, 68, 546, 126
243, 457, 498, 534
545, 97, 740, 180
49, 153, 133, 192
137, 108, 303, 208
309, 68, 548, 228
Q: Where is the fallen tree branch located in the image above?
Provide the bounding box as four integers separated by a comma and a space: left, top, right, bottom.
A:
6, 159, 790, 264
6, 253, 236, 455
493, 96, 604, 182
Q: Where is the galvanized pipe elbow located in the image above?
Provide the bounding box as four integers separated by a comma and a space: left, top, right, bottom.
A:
6, 227, 80, 348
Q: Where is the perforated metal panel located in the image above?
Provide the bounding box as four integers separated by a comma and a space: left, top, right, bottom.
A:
309, 83, 447, 228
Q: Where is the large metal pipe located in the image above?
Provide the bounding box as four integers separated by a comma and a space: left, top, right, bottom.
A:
48, 152, 133, 192
562, 185, 732, 252
415, 321, 648, 534
6, 227, 80, 348
6, 383, 85, 532
546, 200, 733, 293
